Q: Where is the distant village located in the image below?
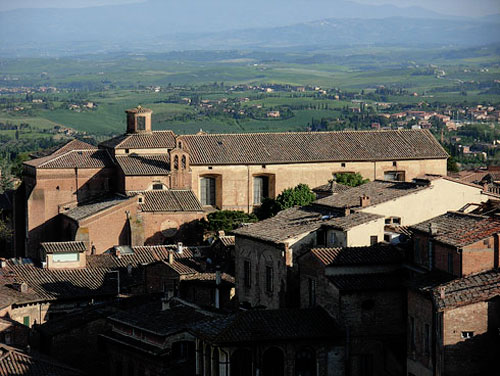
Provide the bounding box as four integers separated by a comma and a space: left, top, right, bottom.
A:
0, 106, 498, 375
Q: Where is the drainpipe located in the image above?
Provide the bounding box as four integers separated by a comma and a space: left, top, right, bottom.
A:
74, 167, 79, 202
247, 166, 251, 213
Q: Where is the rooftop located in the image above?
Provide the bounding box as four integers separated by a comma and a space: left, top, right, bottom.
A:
0, 344, 84, 376
178, 129, 448, 165
328, 272, 404, 291
139, 190, 203, 212
62, 195, 132, 222
314, 180, 431, 209
116, 154, 170, 176
309, 244, 404, 267
190, 307, 340, 344
410, 211, 500, 247
25, 149, 114, 169
40, 241, 87, 254
100, 130, 176, 150
232, 206, 382, 244
29, 139, 96, 159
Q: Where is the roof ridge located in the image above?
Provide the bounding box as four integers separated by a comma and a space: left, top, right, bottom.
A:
176, 128, 429, 138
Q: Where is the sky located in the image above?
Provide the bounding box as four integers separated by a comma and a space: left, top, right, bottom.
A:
0, 0, 499, 17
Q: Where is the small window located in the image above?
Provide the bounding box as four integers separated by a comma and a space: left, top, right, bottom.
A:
181, 155, 187, 169
152, 183, 164, 190
125, 149, 129, 154
341, 162, 346, 168
461, 331, 474, 339
244, 260, 251, 288
316, 229, 326, 246
261, 164, 266, 168
308, 278, 317, 307
137, 116, 146, 130
208, 166, 213, 170
23, 316, 30, 327
392, 161, 397, 167
384, 171, 405, 181
53, 253, 79, 263
174, 155, 179, 170
370, 235, 378, 245
385, 218, 391, 225
265, 266, 274, 293
393, 217, 401, 225
138, 197, 144, 204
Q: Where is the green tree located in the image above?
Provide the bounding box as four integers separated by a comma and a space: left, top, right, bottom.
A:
0, 211, 12, 242
255, 183, 316, 219
333, 172, 369, 187
203, 210, 258, 233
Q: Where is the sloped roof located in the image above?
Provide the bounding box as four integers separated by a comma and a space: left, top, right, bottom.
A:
191, 307, 340, 344
116, 154, 170, 176
40, 241, 87, 254
140, 190, 203, 212
29, 139, 96, 159
411, 269, 500, 311
0, 344, 84, 376
310, 244, 404, 267
62, 195, 132, 222
100, 131, 176, 150
24, 149, 114, 169
328, 272, 404, 291
233, 206, 381, 244
314, 180, 431, 209
178, 129, 448, 165
410, 211, 500, 248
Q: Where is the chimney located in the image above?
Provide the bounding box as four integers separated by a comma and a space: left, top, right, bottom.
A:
176, 242, 183, 254
360, 195, 371, 208
115, 248, 121, 259
168, 252, 174, 265
438, 286, 446, 300
483, 183, 489, 192
429, 223, 438, 236
215, 266, 221, 309
344, 206, 351, 216
218, 230, 225, 237
0, 259, 6, 268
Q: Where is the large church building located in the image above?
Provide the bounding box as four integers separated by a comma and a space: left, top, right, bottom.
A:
14, 106, 448, 259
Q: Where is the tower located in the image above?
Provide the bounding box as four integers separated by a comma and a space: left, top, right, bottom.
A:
125, 105, 152, 134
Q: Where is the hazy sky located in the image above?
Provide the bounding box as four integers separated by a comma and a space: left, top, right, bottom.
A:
1, 0, 499, 17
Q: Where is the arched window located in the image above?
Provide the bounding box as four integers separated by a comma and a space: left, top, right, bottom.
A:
182, 155, 187, 169
174, 155, 179, 170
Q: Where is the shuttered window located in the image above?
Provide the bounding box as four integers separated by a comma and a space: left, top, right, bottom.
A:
200, 177, 216, 206
253, 176, 269, 204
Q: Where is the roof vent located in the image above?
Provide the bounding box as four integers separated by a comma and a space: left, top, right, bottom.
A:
176, 242, 183, 254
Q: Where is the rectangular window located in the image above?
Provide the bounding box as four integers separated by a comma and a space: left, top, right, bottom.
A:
410, 316, 415, 351
308, 278, 317, 307
244, 260, 251, 288
370, 235, 378, 245
152, 183, 163, 190
265, 266, 273, 293
461, 331, 474, 339
253, 176, 269, 205
447, 253, 454, 274
200, 177, 216, 206
316, 229, 326, 246
23, 316, 30, 327
424, 323, 431, 354
52, 253, 79, 263
137, 116, 146, 130
384, 171, 405, 181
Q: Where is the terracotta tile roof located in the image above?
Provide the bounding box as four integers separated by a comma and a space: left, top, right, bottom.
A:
29, 139, 96, 159
25, 149, 114, 169
313, 182, 353, 195
328, 272, 404, 291
40, 241, 87, 254
62, 195, 133, 222
0, 246, 204, 304
218, 235, 235, 247
182, 272, 235, 285
412, 269, 500, 310
178, 129, 448, 165
108, 299, 213, 336
191, 307, 340, 344
233, 206, 382, 244
140, 190, 203, 212
310, 244, 404, 267
452, 169, 490, 184
315, 180, 431, 209
410, 211, 500, 247
0, 344, 84, 376
116, 154, 170, 175
100, 131, 176, 150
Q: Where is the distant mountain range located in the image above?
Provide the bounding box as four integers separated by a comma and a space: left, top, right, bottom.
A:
1, 0, 499, 56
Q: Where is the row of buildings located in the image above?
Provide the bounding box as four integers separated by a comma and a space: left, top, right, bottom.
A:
1, 106, 498, 375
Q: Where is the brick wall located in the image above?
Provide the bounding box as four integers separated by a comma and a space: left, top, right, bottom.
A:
407, 290, 434, 374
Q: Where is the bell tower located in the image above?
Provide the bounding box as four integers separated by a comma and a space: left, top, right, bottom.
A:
125, 106, 152, 134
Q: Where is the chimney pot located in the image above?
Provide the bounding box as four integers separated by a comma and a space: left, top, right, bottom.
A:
438, 286, 446, 300
168, 252, 174, 265
176, 242, 183, 254
360, 195, 371, 208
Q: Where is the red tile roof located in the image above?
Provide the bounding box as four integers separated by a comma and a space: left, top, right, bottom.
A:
178, 129, 448, 165
100, 131, 176, 150
310, 244, 403, 267
40, 241, 87, 254
25, 149, 114, 169
139, 190, 203, 212
116, 154, 170, 175
411, 211, 500, 247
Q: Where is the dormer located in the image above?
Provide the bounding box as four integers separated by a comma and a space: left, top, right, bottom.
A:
40, 241, 87, 270
125, 106, 153, 134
